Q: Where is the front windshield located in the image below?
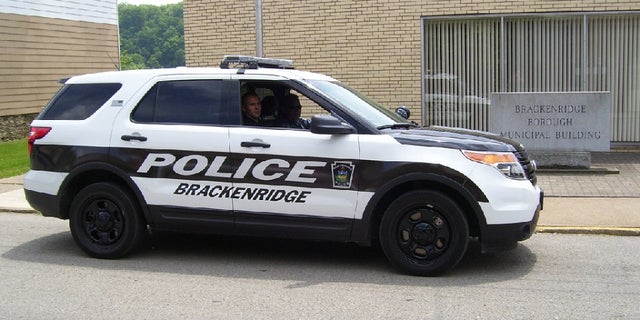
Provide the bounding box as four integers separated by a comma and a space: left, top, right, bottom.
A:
308, 80, 409, 127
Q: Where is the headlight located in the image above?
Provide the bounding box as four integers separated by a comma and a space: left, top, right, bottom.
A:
462, 150, 527, 180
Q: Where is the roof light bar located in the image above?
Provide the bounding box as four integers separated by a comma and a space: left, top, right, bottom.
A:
220, 55, 294, 70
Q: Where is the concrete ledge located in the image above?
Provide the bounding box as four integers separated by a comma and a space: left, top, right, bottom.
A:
530, 151, 591, 169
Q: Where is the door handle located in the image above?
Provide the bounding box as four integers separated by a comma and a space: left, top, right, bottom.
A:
121, 135, 147, 142
241, 141, 270, 148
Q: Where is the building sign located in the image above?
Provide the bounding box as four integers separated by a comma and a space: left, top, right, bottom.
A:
490, 92, 611, 151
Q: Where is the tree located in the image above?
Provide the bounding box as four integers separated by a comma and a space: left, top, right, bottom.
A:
118, 2, 184, 69
120, 50, 146, 70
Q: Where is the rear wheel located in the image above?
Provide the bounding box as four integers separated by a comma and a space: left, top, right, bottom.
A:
379, 190, 469, 276
69, 182, 145, 258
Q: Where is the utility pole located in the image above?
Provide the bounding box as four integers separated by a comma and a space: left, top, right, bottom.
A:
255, 0, 263, 57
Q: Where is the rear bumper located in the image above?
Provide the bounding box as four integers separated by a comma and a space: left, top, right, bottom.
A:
24, 189, 63, 218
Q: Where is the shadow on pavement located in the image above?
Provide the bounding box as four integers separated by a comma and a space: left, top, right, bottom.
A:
3, 230, 536, 286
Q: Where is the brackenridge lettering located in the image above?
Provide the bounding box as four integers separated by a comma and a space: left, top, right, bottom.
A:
174, 183, 311, 203
514, 104, 587, 114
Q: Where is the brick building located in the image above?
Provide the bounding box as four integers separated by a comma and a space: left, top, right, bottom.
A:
184, 0, 640, 145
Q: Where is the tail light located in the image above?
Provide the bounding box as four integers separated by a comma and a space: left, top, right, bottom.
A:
28, 127, 51, 155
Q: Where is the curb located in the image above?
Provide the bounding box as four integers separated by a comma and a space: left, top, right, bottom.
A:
0, 207, 37, 214
536, 226, 640, 237
2, 206, 638, 237
537, 166, 620, 174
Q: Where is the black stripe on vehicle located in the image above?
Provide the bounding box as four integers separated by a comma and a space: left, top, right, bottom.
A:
31, 144, 486, 202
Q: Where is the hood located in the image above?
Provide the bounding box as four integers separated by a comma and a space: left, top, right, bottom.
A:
390, 126, 524, 153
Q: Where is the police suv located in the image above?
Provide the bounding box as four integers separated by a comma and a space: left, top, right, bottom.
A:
25, 55, 542, 276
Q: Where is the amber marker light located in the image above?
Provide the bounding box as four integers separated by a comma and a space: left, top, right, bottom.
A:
462, 150, 526, 180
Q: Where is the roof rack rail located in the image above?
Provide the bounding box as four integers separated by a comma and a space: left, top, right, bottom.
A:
220, 55, 294, 70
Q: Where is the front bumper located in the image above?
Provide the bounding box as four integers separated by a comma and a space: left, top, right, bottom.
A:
480, 190, 543, 253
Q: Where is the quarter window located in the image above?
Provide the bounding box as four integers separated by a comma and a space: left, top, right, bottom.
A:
38, 83, 122, 120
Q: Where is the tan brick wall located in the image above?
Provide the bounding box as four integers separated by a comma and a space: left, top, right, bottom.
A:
0, 13, 119, 116
184, 0, 257, 66
184, 0, 640, 122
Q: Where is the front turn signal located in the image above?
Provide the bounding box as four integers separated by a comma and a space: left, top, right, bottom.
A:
462, 150, 526, 180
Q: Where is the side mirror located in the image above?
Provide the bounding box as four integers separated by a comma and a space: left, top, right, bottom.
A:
310, 115, 356, 134
395, 106, 411, 119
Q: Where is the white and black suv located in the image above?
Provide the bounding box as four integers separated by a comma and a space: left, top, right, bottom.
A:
25, 55, 542, 276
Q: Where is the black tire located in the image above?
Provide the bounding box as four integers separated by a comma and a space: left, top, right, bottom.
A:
69, 182, 145, 259
379, 190, 469, 276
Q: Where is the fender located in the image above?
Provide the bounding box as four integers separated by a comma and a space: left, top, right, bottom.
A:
59, 162, 153, 224
350, 168, 488, 243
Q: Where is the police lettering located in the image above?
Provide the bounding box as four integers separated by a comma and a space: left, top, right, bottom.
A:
174, 183, 311, 203
137, 153, 326, 184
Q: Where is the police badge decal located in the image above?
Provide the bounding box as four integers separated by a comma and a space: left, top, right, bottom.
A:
331, 161, 354, 189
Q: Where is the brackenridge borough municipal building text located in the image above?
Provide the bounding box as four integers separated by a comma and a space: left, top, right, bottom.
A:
490, 93, 610, 151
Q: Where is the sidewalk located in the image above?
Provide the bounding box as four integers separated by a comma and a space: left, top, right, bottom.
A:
2, 151, 639, 235
534, 151, 640, 235
0, 175, 31, 214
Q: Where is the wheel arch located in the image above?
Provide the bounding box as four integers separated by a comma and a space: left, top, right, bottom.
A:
352, 171, 487, 244
58, 162, 150, 224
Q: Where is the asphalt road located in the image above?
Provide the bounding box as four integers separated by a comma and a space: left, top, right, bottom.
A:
1, 212, 639, 319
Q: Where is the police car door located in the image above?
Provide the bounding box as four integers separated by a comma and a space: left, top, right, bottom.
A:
228, 78, 360, 239
110, 75, 236, 232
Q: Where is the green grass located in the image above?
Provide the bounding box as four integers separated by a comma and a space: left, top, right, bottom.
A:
0, 139, 30, 179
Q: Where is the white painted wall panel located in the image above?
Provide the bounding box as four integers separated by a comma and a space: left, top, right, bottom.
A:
0, 0, 117, 25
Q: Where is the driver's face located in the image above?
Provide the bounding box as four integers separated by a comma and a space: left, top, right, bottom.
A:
243, 95, 262, 120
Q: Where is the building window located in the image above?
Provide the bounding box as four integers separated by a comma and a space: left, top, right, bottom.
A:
422, 12, 640, 142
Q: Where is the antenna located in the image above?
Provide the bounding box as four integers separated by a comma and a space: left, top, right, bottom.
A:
107, 52, 120, 70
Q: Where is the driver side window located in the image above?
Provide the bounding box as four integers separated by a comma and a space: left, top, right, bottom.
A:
240, 81, 330, 129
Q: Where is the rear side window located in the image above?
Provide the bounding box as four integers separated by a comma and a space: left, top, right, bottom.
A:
38, 83, 122, 120
132, 80, 230, 125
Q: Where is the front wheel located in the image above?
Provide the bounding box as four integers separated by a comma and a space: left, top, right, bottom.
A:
379, 190, 469, 276
69, 182, 145, 259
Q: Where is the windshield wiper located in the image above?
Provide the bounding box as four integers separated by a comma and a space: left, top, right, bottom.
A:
377, 123, 420, 130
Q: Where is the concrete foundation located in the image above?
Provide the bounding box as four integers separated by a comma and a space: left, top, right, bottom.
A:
529, 151, 591, 169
